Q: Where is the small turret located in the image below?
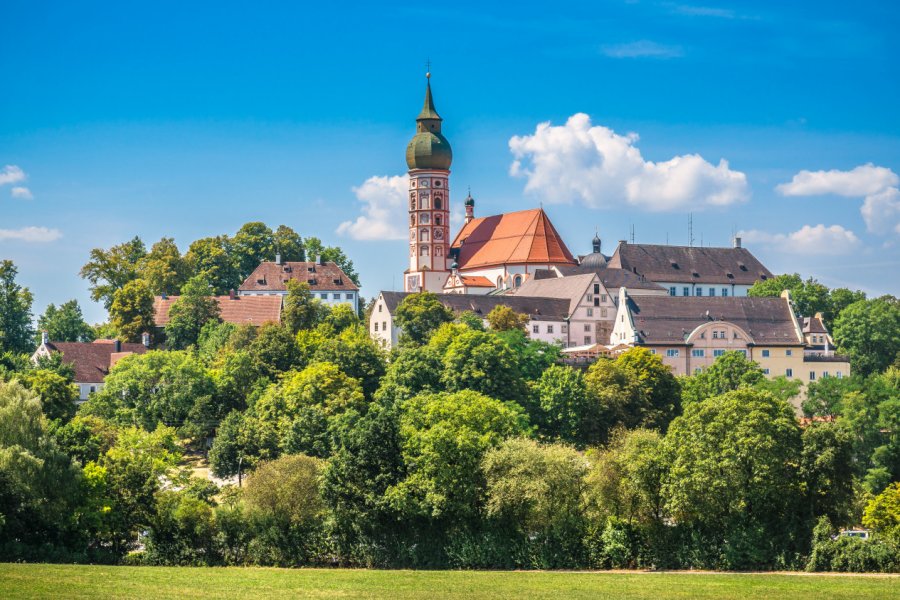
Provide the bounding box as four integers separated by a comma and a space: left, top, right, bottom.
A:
464, 189, 475, 224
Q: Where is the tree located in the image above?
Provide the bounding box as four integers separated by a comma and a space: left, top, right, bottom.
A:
439, 328, 527, 403
80, 236, 147, 309
253, 362, 366, 458
680, 350, 765, 404
273, 225, 305, 262
165, 276, 221, 350
109, 279, 155, 343
748, 273, 830, 319
583, 359, 644, 442
22, 369, 79, 422
829, 288, 867, 324
799, 422, 855, 527
486, 305, 529, 332
394, 292, 453, 345
304, 237, 359, 286
532, 364, 592, 445
0, 260, 35, 354
862, 482, 900, 544
482, 438, 588, 563
662, 389, 803, 569
282, 281, 326, 334
137, 237, 190, 297
313, 324, 386, 398
386, 390, 529, 522
615, 348, 681, 431
231, 222, 275, 280
81, 350, 215, 436
185, 236, 242, 294
36, 299, 95, 343
248, 323, 303, 378
833, 296, 900, 377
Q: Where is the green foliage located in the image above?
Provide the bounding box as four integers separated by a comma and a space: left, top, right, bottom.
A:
663, 388, 803, 569
37, 299, 95, 343
806, 517, 899, 573
248, 323, 303, 379
748, 274, 829, 320
282, 281, 327, 334
485, 305, 529, 332
313, 324, 386, 398
185, 236, 242, 294
386, 390, 529, 522
833, 296, 900, 377
21, 369, 79, 422
164, 275, 221, 350
680, 350, 764, 404
799, 422, 856, 527
394, 292, 453, 345
137, 238, 190, 297
82, 350, 215, 437
0, 261, 35, 355
863, 482, 900, 543
304, 236, 359, 286
615, 348, 681, 431
532, 364, 592, 445
52, 415, 117, 466
80, 236, 147, 309
439, 327, 526, 402
109, 279, 155, 342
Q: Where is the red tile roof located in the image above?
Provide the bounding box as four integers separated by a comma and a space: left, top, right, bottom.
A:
459, 275, 495, 287
153, 295, 282, 327
450, 208, 577, 270
45, 340, 148, 383
239, 261, 358, 292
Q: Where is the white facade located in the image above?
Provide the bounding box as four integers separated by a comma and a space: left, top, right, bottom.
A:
658, 281, 751, 298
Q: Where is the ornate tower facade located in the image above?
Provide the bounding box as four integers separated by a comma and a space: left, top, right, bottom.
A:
404, 73, 453, 293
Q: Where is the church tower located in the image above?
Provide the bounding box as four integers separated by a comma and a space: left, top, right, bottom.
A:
404, 71, 453, 293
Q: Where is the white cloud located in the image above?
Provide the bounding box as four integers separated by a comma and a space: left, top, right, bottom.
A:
509, 113, 749, 211
777, 164, 900, 235
776, 163, 898, 197
10, 186, 33, 200
0, 165, 26, 186
601, 40, 684, 59
0, 226, 62, 243
337, 174, 410, 241
739, 224, 861, 255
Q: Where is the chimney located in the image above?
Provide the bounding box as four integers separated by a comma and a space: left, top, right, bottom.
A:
733, 236, 742, 248
114, 339, 122, 352
142, 332, 151, 348
229, 289, 236, 300
161, 292, 167, 300
317, 254, 324, 266
275, 253, 282, 265
41, 330, 49, 345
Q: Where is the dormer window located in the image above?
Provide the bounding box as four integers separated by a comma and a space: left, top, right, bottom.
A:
738, 263, 748, 272
670, 260, 680, 269
308, 278, 317, 285
726, 272, 734, 279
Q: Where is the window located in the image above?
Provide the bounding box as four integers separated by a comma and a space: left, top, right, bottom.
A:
692, 349, 705, 357
601, 308, 608, 317
594, 284, 600, 294
650, 349, 657, 354
382, 322, 387, 331
320, 293, 328, 299
712, 330, 720, 339
694, 367, 703, 374
533, 325, 539, 334
786, 349, 793, 357
547, 325, 554, 334
587, 294, 593, 302
666, 349, 680, 357
761, 350, 770, 357
562, 325, 567, 333
836, 371, 843, 379
434, 197, 442, 209
584, 324, 591, 332
514, 275, 523, 287
713, 349, 725, 357
89, 386, 96, 394
594, 297, 600, 306
374, 322, 379, 332
763, 368, 770, 374
683, 287, 690, 296
378, 304, 382, 312
696, 287, 702, 296
700, 332, 706, 339
333, 293, 340, 300
420, 246, 429, 256
435, 246, 443, 257
809, 371, 816, 381
587, 308, 593, 317
786, 368, 793, 377
669, 287, 676, 296
709, 287, 715, 297
722, 288, 729, 297
346, 293, 353, 299
823, 371, 829, 378
585, 336, 592, 345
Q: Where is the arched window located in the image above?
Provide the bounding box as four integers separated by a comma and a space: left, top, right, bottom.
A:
496, 276, 503, 288
434, 195, 443, 210
514, 275, 523, 288
435, 214, 442, 226
435, 246, 443, 257
420, 229, 429, 242
420, 245, 429, 256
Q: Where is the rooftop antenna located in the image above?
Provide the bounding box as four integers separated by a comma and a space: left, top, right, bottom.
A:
630, 224, 635, 244
666, 232, 669, 245
688, 213, 695, 247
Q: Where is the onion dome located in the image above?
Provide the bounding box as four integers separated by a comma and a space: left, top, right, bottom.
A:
406, 73, 453, 170
464, 191, 475, 207
581, 233, 607, 268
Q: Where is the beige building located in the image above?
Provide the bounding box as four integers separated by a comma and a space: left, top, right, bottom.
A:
609, 289, 850, 405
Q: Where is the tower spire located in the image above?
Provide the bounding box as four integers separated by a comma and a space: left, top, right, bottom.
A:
418, 71, 441, 122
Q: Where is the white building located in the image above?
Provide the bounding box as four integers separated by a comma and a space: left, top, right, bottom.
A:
238, 256, 359, 313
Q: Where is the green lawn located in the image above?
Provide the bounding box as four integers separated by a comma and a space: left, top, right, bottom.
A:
1, 564, 898, 599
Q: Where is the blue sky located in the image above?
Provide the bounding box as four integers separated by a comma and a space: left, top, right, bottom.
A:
2, 0, 899, 323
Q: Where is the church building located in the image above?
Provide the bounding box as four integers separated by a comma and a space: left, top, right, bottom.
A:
402, 73, 576, 294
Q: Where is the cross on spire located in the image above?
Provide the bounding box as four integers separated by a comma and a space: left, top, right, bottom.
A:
426, 58, 431, 78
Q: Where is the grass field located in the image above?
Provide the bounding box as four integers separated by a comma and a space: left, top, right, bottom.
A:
1, 564, 899, 600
